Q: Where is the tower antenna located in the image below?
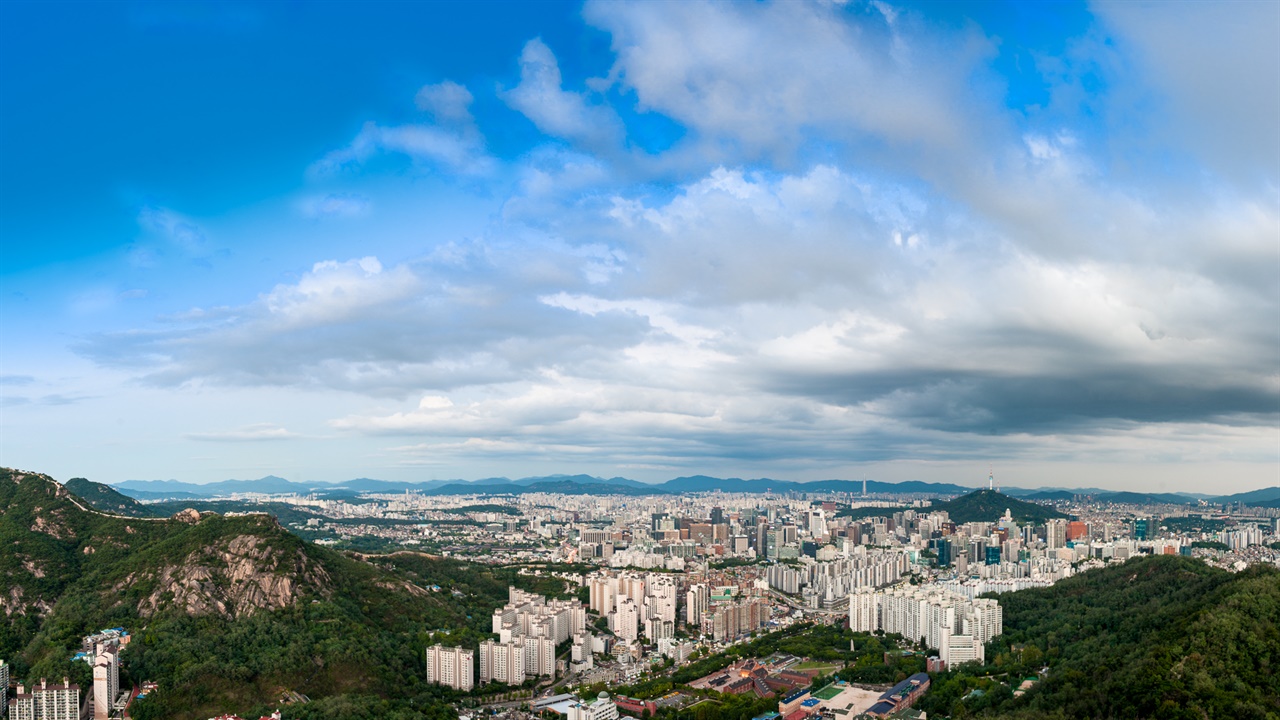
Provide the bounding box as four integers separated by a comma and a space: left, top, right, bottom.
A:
988, 467, 994, 491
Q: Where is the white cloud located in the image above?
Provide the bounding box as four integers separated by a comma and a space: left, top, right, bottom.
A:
415, 80, 476, 126
585, 0, 996, 163
185, 423, 299, 442
311, 120, 495, 178
61, 3, 1280, 488
1092, 0, 1280, 187
501, 38, 624, 148
137, 205, 212, 256
301, 193, 371, 219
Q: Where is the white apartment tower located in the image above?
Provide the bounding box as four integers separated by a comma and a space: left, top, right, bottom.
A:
613, 597, 639, 642
645, 575, 678, 624
8, 678, 80, 720
588, 576, 617, 615
425, 645, 475, 691
479, 640, 526, 686
522, 636, 556, 678
686, 584, 709, 626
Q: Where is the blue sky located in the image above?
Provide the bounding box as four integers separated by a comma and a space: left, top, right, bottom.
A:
1, 0, 1277, 492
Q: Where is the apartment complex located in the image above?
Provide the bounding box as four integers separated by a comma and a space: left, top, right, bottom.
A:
850, 585, 1002, 667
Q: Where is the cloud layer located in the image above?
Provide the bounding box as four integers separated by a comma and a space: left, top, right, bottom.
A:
58, 0, 1280, 485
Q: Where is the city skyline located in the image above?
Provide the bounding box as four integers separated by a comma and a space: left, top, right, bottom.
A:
1, 1, 1277, 493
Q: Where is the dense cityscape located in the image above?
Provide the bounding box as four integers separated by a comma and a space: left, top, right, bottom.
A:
5, 472, 1276, 719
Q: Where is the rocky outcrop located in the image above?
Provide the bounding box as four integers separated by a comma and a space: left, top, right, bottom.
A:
136, 534, 333, 619
29, 508, 74, 539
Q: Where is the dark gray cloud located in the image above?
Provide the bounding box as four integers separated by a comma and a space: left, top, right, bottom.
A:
766, 368, 1279, 434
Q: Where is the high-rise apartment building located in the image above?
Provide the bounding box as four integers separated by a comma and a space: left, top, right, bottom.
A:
685, 584, 709, 626
849, 587, 1002, 667
1045, 519, 1067, 550
425, 645, 475, 691
92, 644, 119, 720
479, 640, 526, 686
8, 678, 79, 720
613, 597, 639, 642
521, 636, 556, 678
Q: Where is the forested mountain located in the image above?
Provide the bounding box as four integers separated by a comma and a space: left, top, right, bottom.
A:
0, 468, 564, 720
927, 489, 1068, 524
922, 556, 1279, 719
63, 477, 156, 517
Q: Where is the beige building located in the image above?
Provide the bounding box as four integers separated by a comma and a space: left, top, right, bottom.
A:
425, 644, 475, 691
479, 639, 526, 685
8, 678, 80, 720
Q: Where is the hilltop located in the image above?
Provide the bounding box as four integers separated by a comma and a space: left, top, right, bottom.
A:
63, 477, 156, 517
928, 489, 1068, 525
0, 467, 560, 720
921, 555, 1280, 718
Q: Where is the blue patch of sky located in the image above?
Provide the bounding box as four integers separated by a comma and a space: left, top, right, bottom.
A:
0, 0, 595, 273
894, 0, 1098, 114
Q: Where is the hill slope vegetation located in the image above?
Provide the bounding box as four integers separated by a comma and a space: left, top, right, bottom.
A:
921, 555, 1279, 719
0, 468, 566, 720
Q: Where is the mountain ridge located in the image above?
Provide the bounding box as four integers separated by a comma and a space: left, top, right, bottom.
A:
108, 475, 1280, 506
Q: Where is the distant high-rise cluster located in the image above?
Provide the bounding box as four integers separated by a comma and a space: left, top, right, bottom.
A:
851, 586, 1002, 667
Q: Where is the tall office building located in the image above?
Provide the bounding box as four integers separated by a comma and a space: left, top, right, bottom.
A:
1, 659, 8, 715
1134, 517, 1151, 541
425, 645, 475, 691
809, 510, 826, 538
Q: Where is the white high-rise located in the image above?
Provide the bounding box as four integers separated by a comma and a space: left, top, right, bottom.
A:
8, 678, 80, 720
685, 584, 709, 626
426, 645, 475, 691
479, 640, 526, 685
614, 597, 639, 642
522, 636, 556, 678
849, 586, 1002, 667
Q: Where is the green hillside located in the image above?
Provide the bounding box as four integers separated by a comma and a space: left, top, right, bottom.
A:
0, 467, 569, 720
929, 489, 1068, 525
64, 476, 157, 517
920, 555, 1280, 719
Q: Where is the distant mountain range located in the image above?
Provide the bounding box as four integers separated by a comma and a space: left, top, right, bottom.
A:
109, 474, 1280, 506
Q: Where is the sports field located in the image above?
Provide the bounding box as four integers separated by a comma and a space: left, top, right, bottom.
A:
812, 684, 844, 701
